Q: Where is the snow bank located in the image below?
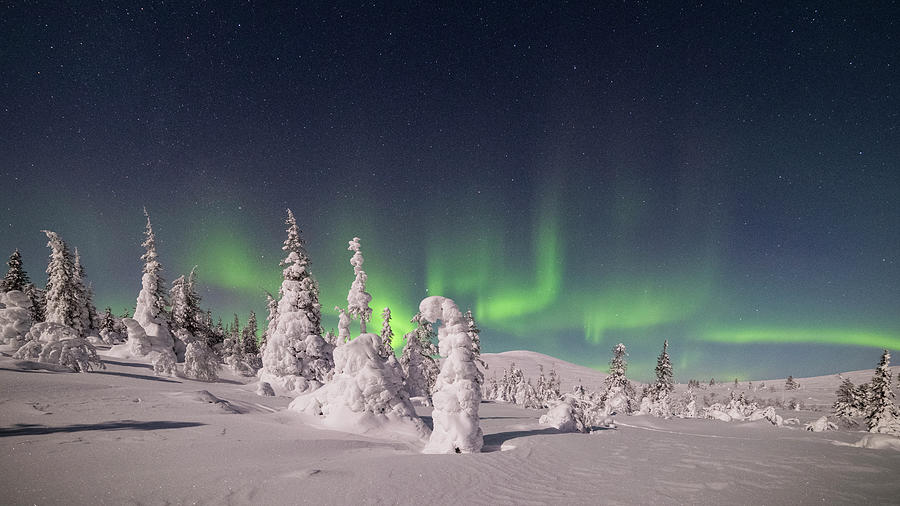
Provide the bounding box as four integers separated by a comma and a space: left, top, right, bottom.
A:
419, 296, 483, 454
289, 333, 429, 442
13, 321, 103, 372
805, 416, 838, 432
848, 434, 900, 451
0, 290, 32, 345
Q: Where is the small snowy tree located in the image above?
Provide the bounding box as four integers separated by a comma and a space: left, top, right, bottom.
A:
335, 306, 351, 345
261, 292, 278, 352
183, 340, 220, 382
242, 310, 259, 355
419, 296, 483, 454
603, 343, 637, 415
24, 284, 46, 323
785, 375, 799, 390
379, 307, 394, 357
1, 250, 31, 293
649, 340, 674, 417
345, 237, 372, 333
833, 376, 867, 421
867, 350, 900, 434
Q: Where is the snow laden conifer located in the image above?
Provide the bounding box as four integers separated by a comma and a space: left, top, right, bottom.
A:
129, 209, 175, 353
42, 230, 79, 331
379, 307, 394, 358
261, 292, 277, 352
419, 296, 483, 454
399, 312, 439, 402
1, 250, 31, 293
242, 310, 259, 355
183, 340, 220, 382
867, 350, 900, 434
335, 306, 351, 345
464, 309, 487, 372
649, 340, 674, 417
346, 237, 372, 334
71, 248, 98, 338
259, 209, 332, 394
833, 376, 868, 422
603, 343, 635, 415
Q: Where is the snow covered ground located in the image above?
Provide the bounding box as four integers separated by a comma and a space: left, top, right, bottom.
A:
2, 347, 899, 505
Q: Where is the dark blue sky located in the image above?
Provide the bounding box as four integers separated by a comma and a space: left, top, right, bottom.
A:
2, 2, 897, 381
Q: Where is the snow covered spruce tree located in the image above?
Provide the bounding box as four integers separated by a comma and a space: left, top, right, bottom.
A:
649, 340, 674, 417
242, 310, 259, 355
833, 376, 868, 422
867, 350, 900, 434
785, 375, 799, 390
346, 237, 373, 334
109, 210, 175, 363
261, 291, 278, 352
41, 230, 88, 333
419, 296, 483, 454
258, 209, 333, 394
1, 250, 30, 292
169, 267, 205, 338
71, 248, 98, 338
603, 343, 636, 415
464, 309, 487, 372
379, 307, 394, 358
399, 312, 439, 402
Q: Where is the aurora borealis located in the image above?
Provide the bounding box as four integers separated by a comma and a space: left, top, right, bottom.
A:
1, 2, 897, 381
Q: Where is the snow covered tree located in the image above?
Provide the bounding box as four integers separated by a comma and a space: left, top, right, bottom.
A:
867, 350, 900, 434
259, 209, 332, 394
603, 343, 635, 414
23, 284, 45, 323
833, 376, 867, 421
71, 248, 98, 337
183, 340, 219, 382
464, 309, 487, 372
42, 230, 79, 330
345, 237, 372, 333
785, 375, 799, 390
419, 296, 483, 454
261, 291, 277, 352
379, 307, 394, 357
1, 249, 31, 293
650, 340, 674, 417
137, 208, 169, 322
399, 312, 439, 402
242, 310, 259, 355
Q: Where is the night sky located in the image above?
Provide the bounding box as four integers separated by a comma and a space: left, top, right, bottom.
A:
2, 2, 898, 382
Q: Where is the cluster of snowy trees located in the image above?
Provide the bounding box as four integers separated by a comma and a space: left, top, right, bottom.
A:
484, 363, 561, 409
833, 350, 900, 435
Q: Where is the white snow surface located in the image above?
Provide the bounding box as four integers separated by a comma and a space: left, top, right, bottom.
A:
2, 346, 900, 504
288, 333, 429, 443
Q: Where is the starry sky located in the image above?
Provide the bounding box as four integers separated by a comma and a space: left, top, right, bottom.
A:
1, 2, 898, 382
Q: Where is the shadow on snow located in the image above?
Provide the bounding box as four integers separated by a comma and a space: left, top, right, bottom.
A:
0, 420, 206, 437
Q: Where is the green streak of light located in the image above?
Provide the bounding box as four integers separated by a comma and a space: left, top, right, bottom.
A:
703, 327, 900, 350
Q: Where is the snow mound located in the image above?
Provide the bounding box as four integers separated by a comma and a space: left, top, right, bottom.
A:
180, 390, 243, 414
0, 290, 33, 345
847, 434, 900, 451
289, 333, 429, 442
13, 322, 104, 372
539, 400, 583, 433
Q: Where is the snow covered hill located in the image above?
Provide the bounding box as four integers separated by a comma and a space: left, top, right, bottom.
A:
481, 350, 612, 393
2, 346, 900, 505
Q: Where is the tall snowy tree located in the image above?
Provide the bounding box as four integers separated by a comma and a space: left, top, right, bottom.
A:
399, 312, 439, 401
420, 296, 483, 454
867, 350, 900, 434
169, 267, 204, 337
136, 208, 168, 322
464, 309, 487, 372
261, 291, 277, 352
42, 230, 79, 330
23, 284, 46, 323
653, 340, 674, 400
379, 307, 394, 357
346, 237, 372, 333
259, 209, 332, 394
71, 248, 98, 336
242, 310, 259, 355
1, 250, 31, 292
